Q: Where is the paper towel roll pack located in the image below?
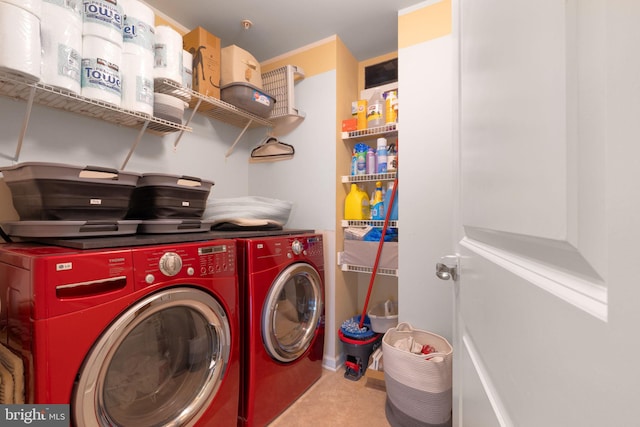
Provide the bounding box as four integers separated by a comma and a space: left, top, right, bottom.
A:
121, 51, 154, 116
41, 2, 83, 93
154, 93, 187, 124
153, 25, 183, 84
81, 35, 122, 106
0, 3, 41, 82
120, 0, 155, 55
182, 50, 193, 91
82, 0, 124, 46
1, 0, 42, 18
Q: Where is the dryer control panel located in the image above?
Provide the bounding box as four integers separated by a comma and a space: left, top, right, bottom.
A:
131, 240, 236, 288
245, 234, 324, 272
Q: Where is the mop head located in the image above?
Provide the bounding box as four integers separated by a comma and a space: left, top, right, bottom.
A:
340, 315, 375, 340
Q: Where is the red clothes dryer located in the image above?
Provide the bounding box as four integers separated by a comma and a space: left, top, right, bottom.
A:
237, 233, 325, 427
0, 239, 240, 427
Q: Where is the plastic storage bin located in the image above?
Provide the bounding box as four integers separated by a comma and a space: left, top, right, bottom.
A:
220, 82, 275, 118
127, 174, 214, 220
368, 300, 398, 333
0, 162, 141, 220
262, 65, 305, 118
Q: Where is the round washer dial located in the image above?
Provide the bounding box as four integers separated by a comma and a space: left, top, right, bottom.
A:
159, 252, 182, 276
291, 240, 303, 255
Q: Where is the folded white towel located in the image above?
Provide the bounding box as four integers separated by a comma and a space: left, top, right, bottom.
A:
392, 337, 424, 354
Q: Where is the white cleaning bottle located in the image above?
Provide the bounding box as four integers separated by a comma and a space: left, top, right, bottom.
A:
367, 90, 385, 128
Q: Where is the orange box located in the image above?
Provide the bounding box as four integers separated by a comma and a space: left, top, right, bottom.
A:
183, 27, 221, 99
342, 118, 357, 132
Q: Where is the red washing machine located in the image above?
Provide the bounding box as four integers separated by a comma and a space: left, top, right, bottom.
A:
0, 239, 240, 427
237, 233, 325, 427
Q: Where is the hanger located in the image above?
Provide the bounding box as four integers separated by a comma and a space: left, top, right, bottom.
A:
249, 135, 295, 163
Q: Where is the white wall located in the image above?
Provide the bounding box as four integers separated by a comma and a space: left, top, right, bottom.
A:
0, 95, 252, 222
398, 34, 454, 340
248, 70, 336, 231
248, 69, 338, 367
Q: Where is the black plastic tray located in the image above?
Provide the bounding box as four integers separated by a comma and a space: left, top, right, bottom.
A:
127, 174, 214, 220
0, 162, 140, 221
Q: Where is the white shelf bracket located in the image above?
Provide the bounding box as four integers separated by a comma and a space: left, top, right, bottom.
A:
173, 98, 203, 150
225, 119, 253, 158
121, 120, 149, 170
14, 86, 36, 162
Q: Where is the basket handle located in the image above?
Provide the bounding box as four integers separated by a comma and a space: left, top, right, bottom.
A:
395, 322, 414, 332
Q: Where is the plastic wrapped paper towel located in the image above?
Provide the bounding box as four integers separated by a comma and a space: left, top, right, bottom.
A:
0, 3, 41, 82
153, 25, 183, 84
82, 0, 124, 46
1, 0, 42, 18
121, 51, 154, 116
41, 1, 82, 93
182, 50, 193, 91
120, 0, 155, 55
81, 36, 122, 106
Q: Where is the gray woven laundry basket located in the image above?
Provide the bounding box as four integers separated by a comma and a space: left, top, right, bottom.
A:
382, 323, 453, 427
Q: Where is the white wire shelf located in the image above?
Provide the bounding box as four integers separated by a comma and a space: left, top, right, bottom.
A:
155, 79, 273, 129
341, 123, 398, 141
0, 71, 190, 136
340, 263, 398, 277
341, 172, 397, 183
342, 220, 398, 228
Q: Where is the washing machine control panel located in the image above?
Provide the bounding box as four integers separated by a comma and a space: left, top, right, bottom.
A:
132, 240, 236, 287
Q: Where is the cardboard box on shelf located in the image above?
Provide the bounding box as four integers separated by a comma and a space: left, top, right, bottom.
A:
183, 27, 221, 100
221, 45, 263, 88
342, 118, 357, 132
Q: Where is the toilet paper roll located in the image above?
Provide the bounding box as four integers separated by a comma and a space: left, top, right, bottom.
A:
0, 3, 41, 82
82, 0, 123, 47
121, 51, 154, 116
41, 2, 82, 93
153, 25, 183, 84
0, 0, 42, 19
81, 35, 122, 106
120, 0, 155, 55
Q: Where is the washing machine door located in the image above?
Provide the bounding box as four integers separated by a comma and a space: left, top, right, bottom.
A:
73, 288, 231, 427
262, 262, 323, 363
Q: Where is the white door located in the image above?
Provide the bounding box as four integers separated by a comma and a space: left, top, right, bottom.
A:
453, 0, 640, 426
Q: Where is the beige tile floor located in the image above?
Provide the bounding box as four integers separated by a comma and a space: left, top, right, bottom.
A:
268, 368, 391, 427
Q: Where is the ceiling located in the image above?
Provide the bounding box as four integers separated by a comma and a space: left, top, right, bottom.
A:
144, 0, 427, 62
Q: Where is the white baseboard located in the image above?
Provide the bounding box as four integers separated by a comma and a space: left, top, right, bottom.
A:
322, 353, 345, 371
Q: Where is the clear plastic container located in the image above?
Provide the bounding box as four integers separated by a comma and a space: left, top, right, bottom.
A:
367, 90, 385, 128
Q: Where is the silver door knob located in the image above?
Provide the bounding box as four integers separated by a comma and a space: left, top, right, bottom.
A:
436, 255, 459, 281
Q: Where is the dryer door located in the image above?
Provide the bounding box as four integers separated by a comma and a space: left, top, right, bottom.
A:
262, 262, 323, 363
73, 288, 231, 427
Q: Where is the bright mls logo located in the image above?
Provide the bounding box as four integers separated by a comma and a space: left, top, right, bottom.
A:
0, 405, 68, 426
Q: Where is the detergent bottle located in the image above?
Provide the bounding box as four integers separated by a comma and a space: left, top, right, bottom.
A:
345, 184, 369, 220
384, 181, 398, 221
371, 181, 385, 220
359, 185, 370, 219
